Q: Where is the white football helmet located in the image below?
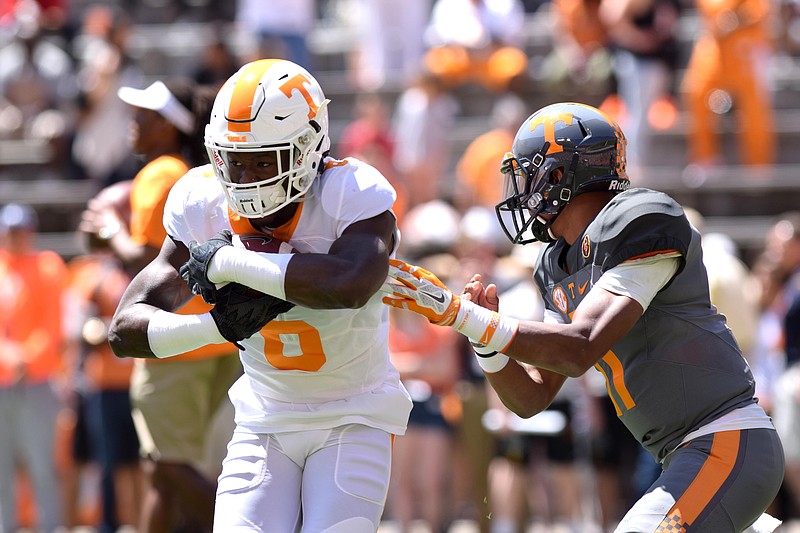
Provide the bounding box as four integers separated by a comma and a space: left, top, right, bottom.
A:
205, 59, 331, 218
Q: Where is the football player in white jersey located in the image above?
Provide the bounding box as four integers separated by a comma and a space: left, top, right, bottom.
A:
109, 59, 412, 532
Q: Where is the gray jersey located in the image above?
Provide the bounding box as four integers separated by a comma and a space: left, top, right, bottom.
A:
534, 188, 756, 461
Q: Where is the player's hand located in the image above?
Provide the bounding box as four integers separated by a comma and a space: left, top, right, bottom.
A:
210, 283, 295, 350
180, 230, 233, 305
462, 274, 499, 312
380, 259, 461, 326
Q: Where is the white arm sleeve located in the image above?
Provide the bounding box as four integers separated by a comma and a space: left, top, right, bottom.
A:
593, 253, 681, 310
146, 310, 228, 358
208, 247, 294, 300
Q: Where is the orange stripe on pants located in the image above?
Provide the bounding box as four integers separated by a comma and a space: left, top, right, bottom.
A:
657, 431, 740, 531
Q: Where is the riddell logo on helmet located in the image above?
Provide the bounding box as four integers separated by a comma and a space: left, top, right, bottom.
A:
213, 151, 225, 168
608, 180, 628, 191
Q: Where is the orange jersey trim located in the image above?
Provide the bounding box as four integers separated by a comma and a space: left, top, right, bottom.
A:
228, 203, 303, 242
627, 249, 681, 262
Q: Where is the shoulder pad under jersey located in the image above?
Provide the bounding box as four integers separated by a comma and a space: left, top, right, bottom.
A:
582, 188, 691, 273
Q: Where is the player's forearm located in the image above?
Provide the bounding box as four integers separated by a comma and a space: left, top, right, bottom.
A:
109, 306, 227, 359
285, 253, 385, 308
484, 362, 556, 419
504, 320, 598, 378
210, 247, 385, 309
108, 305, 161, 358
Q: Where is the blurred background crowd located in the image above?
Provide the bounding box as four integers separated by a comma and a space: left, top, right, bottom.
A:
2, 0, 800, 532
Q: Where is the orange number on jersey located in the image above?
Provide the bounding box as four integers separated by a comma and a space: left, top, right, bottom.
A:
260, 320, 326, 371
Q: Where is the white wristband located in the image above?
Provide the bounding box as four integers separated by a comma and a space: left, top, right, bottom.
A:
471, 342, 510, 373
208, 247, 293, 300
147, 310, 227, 358
451, 299, 519, 353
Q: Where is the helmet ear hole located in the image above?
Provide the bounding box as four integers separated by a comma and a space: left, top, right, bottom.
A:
548, 167, 565, 184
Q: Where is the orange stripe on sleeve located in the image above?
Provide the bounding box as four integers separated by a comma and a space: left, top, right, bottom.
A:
658, 431, 740, 531
627, 249, 681, 261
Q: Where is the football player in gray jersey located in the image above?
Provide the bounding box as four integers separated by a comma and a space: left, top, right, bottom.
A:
382, 102, 785, 532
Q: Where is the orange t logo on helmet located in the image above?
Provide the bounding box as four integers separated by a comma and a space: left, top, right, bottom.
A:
279, 74, 320, 120
527, 112, 574, 154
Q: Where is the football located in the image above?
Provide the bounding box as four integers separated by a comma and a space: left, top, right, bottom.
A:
232, 233, 297, 254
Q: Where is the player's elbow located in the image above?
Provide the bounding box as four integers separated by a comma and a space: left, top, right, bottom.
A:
107, 313, 150, 359
561, 358, 593, 378
559, 330, 602, 377
560, 351, 598, 378
507, 402, 542, 420
107, 318, 128, 358
332, 282, 374, 308
501, 395, 547, 419
330, 273, 382, 308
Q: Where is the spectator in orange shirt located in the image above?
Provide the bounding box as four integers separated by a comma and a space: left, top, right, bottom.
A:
682, 0, 775, 169
79, 78, 241, 533
454, 94, 528, 210
0, 203, 68, 533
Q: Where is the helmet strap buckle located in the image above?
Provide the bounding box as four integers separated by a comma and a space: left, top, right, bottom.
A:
530, 141, 550, 170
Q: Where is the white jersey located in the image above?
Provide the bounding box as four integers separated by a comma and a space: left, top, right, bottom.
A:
164, 157, 412, 435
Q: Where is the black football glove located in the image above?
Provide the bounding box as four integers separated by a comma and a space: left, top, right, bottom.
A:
179, 229, 233, 304
210, 283, 295, 350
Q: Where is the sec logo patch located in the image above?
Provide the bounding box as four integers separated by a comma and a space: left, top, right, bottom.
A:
553, 286, 569, 314
581, 235, 591, 258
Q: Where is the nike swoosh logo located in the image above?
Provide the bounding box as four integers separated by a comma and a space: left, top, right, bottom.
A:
420, 290, 446, 304
578, 281, 589, 295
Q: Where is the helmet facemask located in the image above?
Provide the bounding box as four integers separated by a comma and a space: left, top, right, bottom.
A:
496, 144, 578, 244
206, 118, 325, 218
494, 102, 630, 245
